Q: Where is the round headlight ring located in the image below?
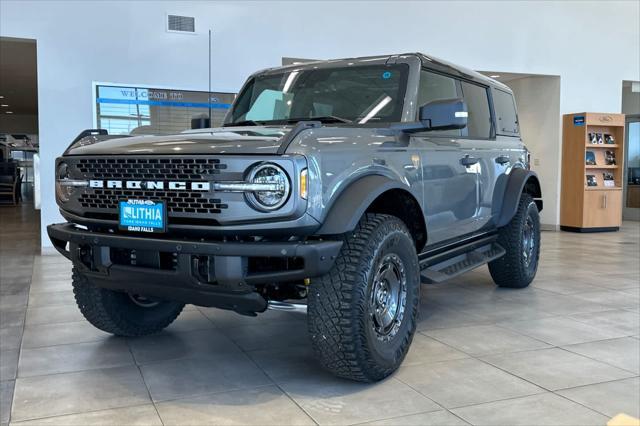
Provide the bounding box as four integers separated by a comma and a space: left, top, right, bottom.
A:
246, 163, 291, 212
55, 162, 73, 203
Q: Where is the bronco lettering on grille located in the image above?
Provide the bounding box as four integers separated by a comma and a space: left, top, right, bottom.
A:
89, 180, 210, 191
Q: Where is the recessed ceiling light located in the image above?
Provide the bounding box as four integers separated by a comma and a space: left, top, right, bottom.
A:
0, 104, 8, 107
490, 74, 501, 78
0, 95, 4, 99
5, 111, 13, 114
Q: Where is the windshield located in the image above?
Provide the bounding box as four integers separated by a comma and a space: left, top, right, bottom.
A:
226, 64, 409, 126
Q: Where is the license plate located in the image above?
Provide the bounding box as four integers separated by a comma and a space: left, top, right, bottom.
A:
118, 199, 166, 233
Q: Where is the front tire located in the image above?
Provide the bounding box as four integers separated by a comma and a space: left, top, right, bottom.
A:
308, 213, 420, 382
72, 267, 185, 336
489, 193, 540, 288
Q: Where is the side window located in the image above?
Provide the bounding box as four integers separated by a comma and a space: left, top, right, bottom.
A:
460, 81, 492, 138
418, 70, 461, 136
493, 89, 519, 136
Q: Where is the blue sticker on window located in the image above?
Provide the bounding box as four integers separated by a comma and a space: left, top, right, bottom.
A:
573, 115, 585, 126
382, 71, 392, 79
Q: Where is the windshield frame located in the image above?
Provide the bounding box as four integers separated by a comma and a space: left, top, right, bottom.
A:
224, 62, 413, 127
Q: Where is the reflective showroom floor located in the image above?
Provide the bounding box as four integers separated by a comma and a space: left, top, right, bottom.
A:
1, 202, 638, 426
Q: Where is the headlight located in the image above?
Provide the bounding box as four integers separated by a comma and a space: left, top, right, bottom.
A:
55, 162, 87, 203
55, 162, 72, 203
246, 163, 291, 211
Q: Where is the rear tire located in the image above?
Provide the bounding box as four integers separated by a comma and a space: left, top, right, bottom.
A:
72, 267, 184, 336
489, 194, 540, 288
308, 213, 420, 382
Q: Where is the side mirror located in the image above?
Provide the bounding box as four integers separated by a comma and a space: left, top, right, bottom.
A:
419, 98, 468, 131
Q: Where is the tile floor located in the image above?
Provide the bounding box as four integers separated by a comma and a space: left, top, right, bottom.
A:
1, 203, 639, 425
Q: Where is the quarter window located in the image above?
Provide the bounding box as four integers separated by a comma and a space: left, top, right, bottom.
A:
460, 81, 492, 138
493, 89, 519, 136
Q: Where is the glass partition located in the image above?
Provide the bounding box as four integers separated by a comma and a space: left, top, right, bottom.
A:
95, 84, 236, 135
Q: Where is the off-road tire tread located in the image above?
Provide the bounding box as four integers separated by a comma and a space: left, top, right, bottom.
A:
489, 194, 539, 288
308, 213, 419, 382
72, 267, 184, 336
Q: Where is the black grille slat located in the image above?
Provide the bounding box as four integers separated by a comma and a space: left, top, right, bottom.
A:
77, 157, 223, 180
75, 157, 228, 216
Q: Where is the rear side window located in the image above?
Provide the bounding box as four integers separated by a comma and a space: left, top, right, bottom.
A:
418, 70, 461, 136
460, 81, 492, 138
494, 89, 519, 136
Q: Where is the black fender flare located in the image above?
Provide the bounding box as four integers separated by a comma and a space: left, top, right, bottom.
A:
316, 175, 415, 235
494, 168, 542, 228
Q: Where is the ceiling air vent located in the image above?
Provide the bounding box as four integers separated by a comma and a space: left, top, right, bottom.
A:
167, 15, 195, 33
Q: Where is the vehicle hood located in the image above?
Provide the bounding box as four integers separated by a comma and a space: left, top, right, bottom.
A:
64, 126, 293, 156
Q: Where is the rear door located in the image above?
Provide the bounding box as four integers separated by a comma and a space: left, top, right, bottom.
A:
457, 80, 497, 230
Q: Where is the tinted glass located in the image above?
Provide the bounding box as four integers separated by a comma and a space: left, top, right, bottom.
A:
417, 70, 458, 106
228, 64, 409, 124
417, 70, 461, 136
460, 81, 492, 138
494, 89, 519, 136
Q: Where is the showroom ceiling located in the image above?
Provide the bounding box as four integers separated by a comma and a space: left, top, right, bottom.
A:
0, 37, 38, 115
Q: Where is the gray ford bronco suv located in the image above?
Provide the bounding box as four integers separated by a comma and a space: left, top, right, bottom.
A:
48, 53, 542, 382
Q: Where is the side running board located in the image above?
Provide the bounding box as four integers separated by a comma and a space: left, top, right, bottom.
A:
419, 241, 505, 284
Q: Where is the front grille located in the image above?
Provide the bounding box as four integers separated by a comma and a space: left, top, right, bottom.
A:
76, 157, 227, 180
72, 156, 231, 220
79, 189, 227, 214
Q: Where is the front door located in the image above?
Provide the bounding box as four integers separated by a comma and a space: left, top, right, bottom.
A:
412, 70, 480, 245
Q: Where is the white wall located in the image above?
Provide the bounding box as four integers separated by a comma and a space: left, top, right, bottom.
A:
507, 76, 562, 229
1, 0, 638, 247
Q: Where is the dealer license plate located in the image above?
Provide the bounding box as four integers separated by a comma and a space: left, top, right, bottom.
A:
118, 199, 166, 233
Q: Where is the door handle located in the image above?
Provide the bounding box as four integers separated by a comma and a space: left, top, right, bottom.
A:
495, 155, 510, 165
460, 155, 479, 167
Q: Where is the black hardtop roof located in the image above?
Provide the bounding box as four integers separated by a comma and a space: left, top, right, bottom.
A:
257, 52, 512, 92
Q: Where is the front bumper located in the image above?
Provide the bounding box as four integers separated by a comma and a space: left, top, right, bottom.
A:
47, 223, 342, 313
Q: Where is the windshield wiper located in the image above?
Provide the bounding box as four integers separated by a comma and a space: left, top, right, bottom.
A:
287, 115, 353, 124
224, 120, 262, 127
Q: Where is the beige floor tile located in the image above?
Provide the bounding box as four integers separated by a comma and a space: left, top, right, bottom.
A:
361, 409, 469, 425
11, 366, 151, 422
416, 304, 491, 331
25, 304, 84, 326
21, 321, 111, 349
0, 350, 19, 381
395, 357, 543, 408
1, 380, 13, 424
162, 309, 216, 333
562, 337, 640, 374
573, 290, 640, 310
222, 320, 309, 352
140, 353, 272, 402
278, 374, 440, 426
247, 345, 320, 380
403, 333, 470, 366
26, 290, 75, 308
18, 339, 134, 377
452, 392, 608, 426
0, 327, 22, 350
499, 316, 626, 346
10, 404, 163, 425
424, 324, 550, 356
556, 377, 640, 418
156, 386, 314, 425
481, 348, 634, 390
569, 309, 640, 336
128, 328, 241, 364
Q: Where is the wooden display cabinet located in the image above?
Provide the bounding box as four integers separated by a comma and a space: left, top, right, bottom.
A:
560, 112, 625, 232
